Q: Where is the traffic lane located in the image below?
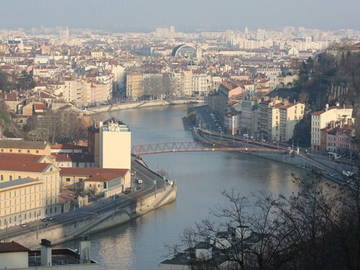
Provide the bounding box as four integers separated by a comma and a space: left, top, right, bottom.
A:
0, 161, 163, 238
0, 196, 136, 239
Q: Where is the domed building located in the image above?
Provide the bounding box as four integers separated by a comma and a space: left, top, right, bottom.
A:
172, 44, 197, 59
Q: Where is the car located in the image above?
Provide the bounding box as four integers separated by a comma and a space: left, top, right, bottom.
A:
135, 185, 142, 191
137, 179, 143, 184
124, 188, 131, 194
20, 223, 28, 228
41, 218, 48, 222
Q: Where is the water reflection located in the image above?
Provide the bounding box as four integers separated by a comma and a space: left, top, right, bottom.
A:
75, 105, 304, 270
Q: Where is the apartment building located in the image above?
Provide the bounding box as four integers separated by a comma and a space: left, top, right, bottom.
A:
0, 160, 61, 215
182, 70, 193, 96
192, 74, 212, 96
125, 72, 144, 99
0, 140, 51, 155
60, 167, 130, 197
279, 103, 305, 142
311, 105, 353, 151
60, 79, 112, 106
235, 100, 257, 136
0, 178, 44, 229
324, 127, 355, 154
255, 100, 304, 142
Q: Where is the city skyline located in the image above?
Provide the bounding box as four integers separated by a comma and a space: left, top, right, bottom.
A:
0, 0, 359, 32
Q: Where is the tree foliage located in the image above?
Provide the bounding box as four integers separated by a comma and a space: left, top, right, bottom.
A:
174, 173, 360, 270
25, 110, 87, 144
0, 69, 35, 91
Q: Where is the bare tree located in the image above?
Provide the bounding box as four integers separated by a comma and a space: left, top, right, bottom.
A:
171, 172, 360, 270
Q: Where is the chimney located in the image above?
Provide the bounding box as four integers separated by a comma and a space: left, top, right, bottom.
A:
40, 239, 52, 267
325, 104, 329, 111
79, 236, 91, 264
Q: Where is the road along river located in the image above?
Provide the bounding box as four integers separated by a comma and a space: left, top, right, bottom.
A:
64, 105, 306, 270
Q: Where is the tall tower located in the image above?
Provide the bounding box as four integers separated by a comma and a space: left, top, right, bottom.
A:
99, 119, 131, 170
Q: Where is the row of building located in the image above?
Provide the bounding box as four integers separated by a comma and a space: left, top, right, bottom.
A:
206, 79, 306, 142
311, 104, 356, 154
0, 119, 132, 229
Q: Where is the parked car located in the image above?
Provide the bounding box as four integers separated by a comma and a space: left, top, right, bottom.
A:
124, 188, 131, 194
137, 179, 143, 184
20, 223, 28, 228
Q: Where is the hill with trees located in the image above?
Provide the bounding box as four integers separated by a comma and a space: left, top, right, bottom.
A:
270, 45, 360, 146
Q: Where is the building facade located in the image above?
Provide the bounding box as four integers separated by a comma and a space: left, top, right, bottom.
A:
311, 105, 353, 151
99, 119, 131, 170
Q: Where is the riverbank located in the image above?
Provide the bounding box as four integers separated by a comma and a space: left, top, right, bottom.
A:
66, 104, 310, 270
2, 184, 176, 249
0, 160, 177, 249
83, 98, 205, 115
192, 127, 355, 186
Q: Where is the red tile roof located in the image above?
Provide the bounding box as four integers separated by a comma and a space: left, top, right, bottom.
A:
34, 103, 46, 111
60, 167, 128, 182
0, 153, 43, 162
51, 144, 85, 150
0, 242, 30, 253
0, 159, 50, 172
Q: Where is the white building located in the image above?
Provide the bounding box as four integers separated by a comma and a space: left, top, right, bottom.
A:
0, 240, 100, 270
99, 119, 131, 170
279, 103, 305, 142
311, 105, 353, 151
192, 74, 211, 96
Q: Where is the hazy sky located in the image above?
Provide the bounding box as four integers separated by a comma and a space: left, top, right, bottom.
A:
0, 0, 359, 32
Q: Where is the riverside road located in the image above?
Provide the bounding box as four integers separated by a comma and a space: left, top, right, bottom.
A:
0, 158, 165, 241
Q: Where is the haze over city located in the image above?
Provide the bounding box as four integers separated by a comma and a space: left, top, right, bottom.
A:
0, 1, 360, 270
1, 0, 360, 31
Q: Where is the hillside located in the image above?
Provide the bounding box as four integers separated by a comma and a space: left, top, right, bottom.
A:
270, 47, 360, 146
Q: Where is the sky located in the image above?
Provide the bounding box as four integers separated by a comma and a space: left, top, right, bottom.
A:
0, 0, 359, 32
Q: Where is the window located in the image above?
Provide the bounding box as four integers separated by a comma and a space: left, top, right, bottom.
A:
66, 178, 71, 182
0, 175, 3, 181
27, 150, 30, 153
9, 176, 12, 181
9, 149, 12, 153
18, 150, 21, 153
36, 150, 39, 153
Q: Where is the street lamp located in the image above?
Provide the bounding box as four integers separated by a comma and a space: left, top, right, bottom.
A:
153, 180, 157, 198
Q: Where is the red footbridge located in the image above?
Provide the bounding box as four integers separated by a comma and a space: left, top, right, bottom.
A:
132, 142, 289, 156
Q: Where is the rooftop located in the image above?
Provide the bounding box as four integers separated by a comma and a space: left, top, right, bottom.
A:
60, 167, 128, 182
0, 177, 41, 190
0, 140, 48, 150
0, 160, 50, 172
0, 242, 30, 253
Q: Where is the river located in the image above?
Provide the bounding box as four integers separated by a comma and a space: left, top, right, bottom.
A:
67, 105, 304, 270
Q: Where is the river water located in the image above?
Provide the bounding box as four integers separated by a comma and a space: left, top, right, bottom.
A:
69, 105, 304, 270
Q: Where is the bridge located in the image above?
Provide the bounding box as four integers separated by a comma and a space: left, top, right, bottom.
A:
132, 142, 289, 156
